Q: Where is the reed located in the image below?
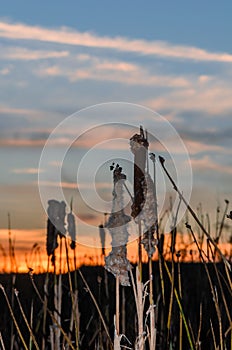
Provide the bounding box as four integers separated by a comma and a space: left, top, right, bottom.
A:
14, 289, 40, 350
0, 284, 29, 350
29, 271, 76, 350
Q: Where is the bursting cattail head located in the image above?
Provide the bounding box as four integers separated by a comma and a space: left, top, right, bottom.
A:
140, 173, 157, 257
129, 125, 149, 154
130, 126, 149, 219
105, 163, 131, 286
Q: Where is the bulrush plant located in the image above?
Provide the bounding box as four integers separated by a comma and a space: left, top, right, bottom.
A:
104, 163, 131, 349
130, 127, 160, 350
105, 163, 131, 287
46, 199, 66, 265
67, 200, 80, 348
130, 126, 149, 271
46, 200, 66, 349
130, 126, 149, 350
42, 199, 79, 349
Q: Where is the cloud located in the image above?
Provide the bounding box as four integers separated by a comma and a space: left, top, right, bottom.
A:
36, 59, 190, 88
0, 138, 46, 146
0, 104, 39, 116
12, 168, 43, 174
191, 155, 232, 175
184, 139, 227, 155
1, 20, 232, 63
0, 46, 69, 60
179, 127, 232, 147
146, 79, 232, 115
0, 67, 11, 75
38, 180, 112, 190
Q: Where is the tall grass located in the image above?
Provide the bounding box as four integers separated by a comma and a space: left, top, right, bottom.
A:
0, 128, 231, 349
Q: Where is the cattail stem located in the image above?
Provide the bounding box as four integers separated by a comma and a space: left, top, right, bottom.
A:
73, 247, 78, 289
64, 237, 79, 349
0, 331, 6, 350
138, 220, 142, 280
158, 255, 165, 306
116, 275, 120, 336
186, 224, 223, 350
210, 319, 217, 350
42, 257, 49, 350
149, 257, 156, 350
168, 196, 182, 345
0, 284, 29, 350
78, 269, 113, 349
150, 153, 165, 306
136, 266, 144, 350
53, 249, 61, 350
214, 200, 230, 259
159, 156, 230, 269
10, 274, 16, 350
29, 299, 33, 350
196, 303, 202, 349
177, 257, 182, 350
29, 272, 76, 350
162, 261, 194, 350
15, 291, 40, 350
121, 287, 126, 335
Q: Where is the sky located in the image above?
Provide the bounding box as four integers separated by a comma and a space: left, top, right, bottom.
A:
0, 1, 232, 270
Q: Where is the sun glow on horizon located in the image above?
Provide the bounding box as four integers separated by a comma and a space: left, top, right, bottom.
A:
0, 229, 231, 274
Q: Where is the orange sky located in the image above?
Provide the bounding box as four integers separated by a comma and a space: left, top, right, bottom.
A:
0, 228, 231, 273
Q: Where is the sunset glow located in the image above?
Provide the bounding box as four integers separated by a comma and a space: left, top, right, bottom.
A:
0, 228, 230, 274
0, 2, 232, 274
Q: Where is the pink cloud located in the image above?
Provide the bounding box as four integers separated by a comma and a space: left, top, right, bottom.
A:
0, 104, 39, 116
38, 180, 112, 190
0, 46, 69, 60
37, 61, 190, 87
146, 82, 232, 114
1, 20, 232, 63
191, 155, 232, 175
12, 168, 43, 174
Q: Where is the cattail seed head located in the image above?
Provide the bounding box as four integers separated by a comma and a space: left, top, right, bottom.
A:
105, 165, 131, 286
130, 126, 149, 219
47, 199, 66, 237
46, 199, 66, 257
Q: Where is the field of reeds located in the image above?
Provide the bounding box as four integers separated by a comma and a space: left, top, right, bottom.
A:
0, 126, 231, 350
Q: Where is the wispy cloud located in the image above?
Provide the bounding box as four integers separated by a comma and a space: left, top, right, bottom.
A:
184, 140, 227, 155
38, 180, 112, 190
0, 138, 46, 146
0, 67, 11, 75
0, 104, 39, 116
1, 20, 232, 63
12, 167, 43, 174
146, 78, 232, 115
0, 46, 69, 60
36, 59, 190, 88
191, 155, 232, 175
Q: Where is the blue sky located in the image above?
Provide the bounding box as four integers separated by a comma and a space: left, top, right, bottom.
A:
0, 1, 232, 246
